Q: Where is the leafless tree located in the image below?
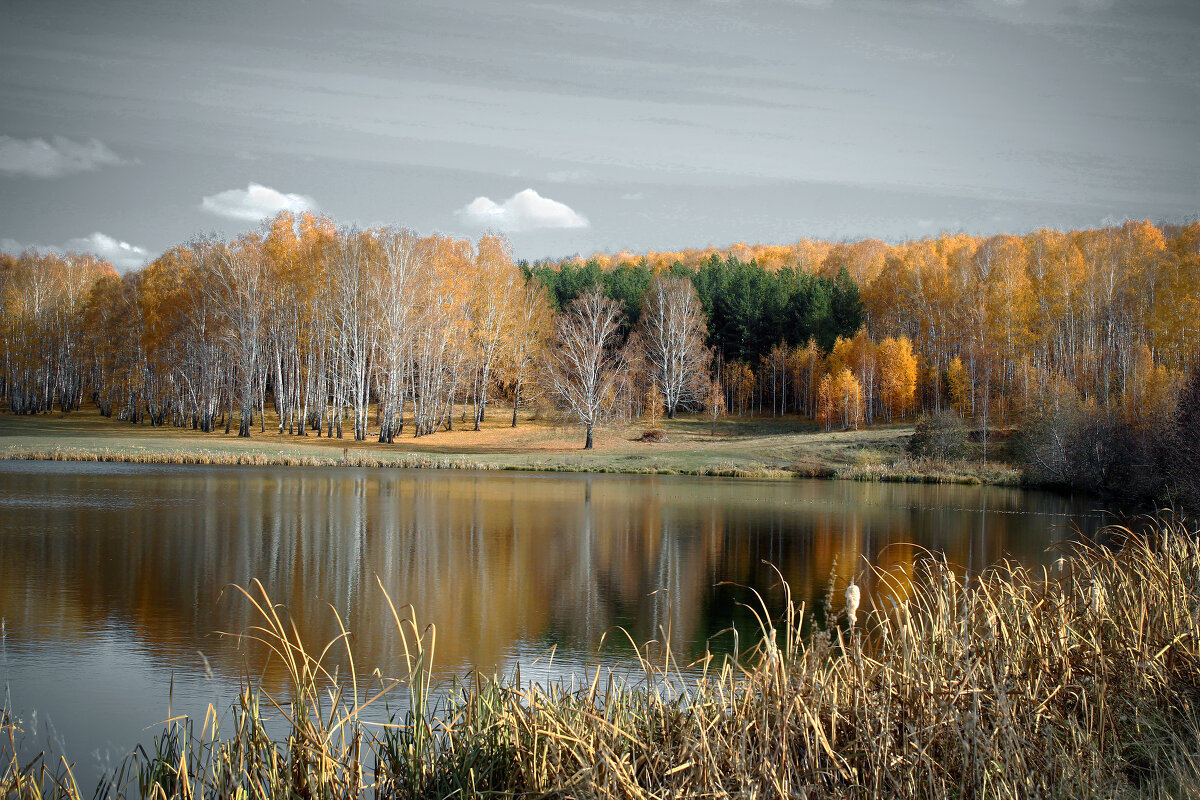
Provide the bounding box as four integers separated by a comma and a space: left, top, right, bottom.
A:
545, 289, 624, 449
637, 274, 712, 418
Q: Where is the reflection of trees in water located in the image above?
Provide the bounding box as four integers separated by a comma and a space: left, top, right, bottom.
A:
0, 467, 1102, 689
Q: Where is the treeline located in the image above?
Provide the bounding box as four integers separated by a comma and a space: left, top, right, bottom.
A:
2, 215, 1198, 464
541, 220, 1200, 428
2, 214, 556, 440
0, 250, 112, 415
527, 255, 862, 360
0, 216, 870, 444
527, 256, 916, 430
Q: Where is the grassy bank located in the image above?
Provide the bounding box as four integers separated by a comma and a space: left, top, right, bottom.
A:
5, 521, 1200, 798
0, 408, 1019, 485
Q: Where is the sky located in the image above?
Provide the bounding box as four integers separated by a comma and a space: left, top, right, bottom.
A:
0, 0, 1197, 270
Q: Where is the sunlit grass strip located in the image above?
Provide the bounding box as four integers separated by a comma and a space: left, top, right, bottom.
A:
0, 448, 807, 479
5, 521, 1200, 798
834, 457, 1023, 486
1, 447, 1008, 483
0, 447, 490, 470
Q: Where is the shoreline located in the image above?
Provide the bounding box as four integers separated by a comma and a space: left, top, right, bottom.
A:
0, 447, 1020, 485
0, 408, 1022, 486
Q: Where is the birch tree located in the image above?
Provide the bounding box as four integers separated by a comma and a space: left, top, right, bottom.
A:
545, 289, 624, 449
469, 234, 519, 430
211, 235, 267, 437
503, 280, 553, 427
373, 227, 419, 443
636, 274, 711, 419
410, 235, 471, 437
330, 230, 378, 441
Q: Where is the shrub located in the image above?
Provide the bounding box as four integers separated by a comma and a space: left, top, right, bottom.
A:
1017, 374, 1180, 506
906, 410, 968, 460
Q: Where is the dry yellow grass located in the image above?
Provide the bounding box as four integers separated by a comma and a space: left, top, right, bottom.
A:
0, 407, 1014, 484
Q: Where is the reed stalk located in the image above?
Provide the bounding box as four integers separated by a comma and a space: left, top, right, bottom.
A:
4, 520, 1200, 798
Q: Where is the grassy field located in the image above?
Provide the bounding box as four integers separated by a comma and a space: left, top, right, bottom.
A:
0, 407, 1020, 484
5, 521, 1198, 799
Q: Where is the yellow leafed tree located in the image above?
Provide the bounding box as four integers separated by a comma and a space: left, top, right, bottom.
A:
877, 335, 918, 421
818, 368, 863, 431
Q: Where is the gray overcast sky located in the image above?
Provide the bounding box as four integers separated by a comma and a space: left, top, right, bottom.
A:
1, 0, 1197, 267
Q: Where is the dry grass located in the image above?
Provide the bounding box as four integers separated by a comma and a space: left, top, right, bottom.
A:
836, 456, 1024, 486
6, 519, 1200, 798
0, 409, 1020, 485
1, 447, 490, 470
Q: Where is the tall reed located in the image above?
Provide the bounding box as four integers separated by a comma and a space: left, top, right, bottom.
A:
4, 521, 1200, 798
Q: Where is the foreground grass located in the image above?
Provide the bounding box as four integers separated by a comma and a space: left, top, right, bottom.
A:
0, 408, 1018, 485
5, 521, 1200, 798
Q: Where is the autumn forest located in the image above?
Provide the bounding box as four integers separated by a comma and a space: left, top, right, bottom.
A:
2, 213, 1198, 499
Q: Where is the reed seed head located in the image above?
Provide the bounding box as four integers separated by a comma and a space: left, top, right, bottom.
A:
845, 583, 861, 627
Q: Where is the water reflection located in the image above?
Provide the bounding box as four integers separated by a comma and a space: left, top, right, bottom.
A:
0, 462, 1107, 774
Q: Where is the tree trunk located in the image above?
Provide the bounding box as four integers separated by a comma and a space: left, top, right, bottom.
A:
585, 422, 594, 450
511, 382, 521, 428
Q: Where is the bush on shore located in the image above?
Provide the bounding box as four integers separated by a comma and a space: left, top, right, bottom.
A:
1018, 363, 1200, 508
905, 410, 969, 461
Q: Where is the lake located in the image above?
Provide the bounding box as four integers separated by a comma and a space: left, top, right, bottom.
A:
0, 461, 1108, 784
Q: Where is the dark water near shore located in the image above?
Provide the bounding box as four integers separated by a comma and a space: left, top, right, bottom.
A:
0, 461, 1108, 784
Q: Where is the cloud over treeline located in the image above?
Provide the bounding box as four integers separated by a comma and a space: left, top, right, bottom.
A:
1, 232, 151, 271
0, 135, 129, 178
458, 188, 588, 231
201, 183, 317, 221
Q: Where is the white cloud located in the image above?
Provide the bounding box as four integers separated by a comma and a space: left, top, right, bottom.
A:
1, 231, 151, 271
0, 135, 128, 178
457, 188, 588, 232
63, 232, 151, 270
201, 182, 317, 221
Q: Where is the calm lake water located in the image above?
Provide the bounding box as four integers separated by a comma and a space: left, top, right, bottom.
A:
0, 461, 1108, 783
